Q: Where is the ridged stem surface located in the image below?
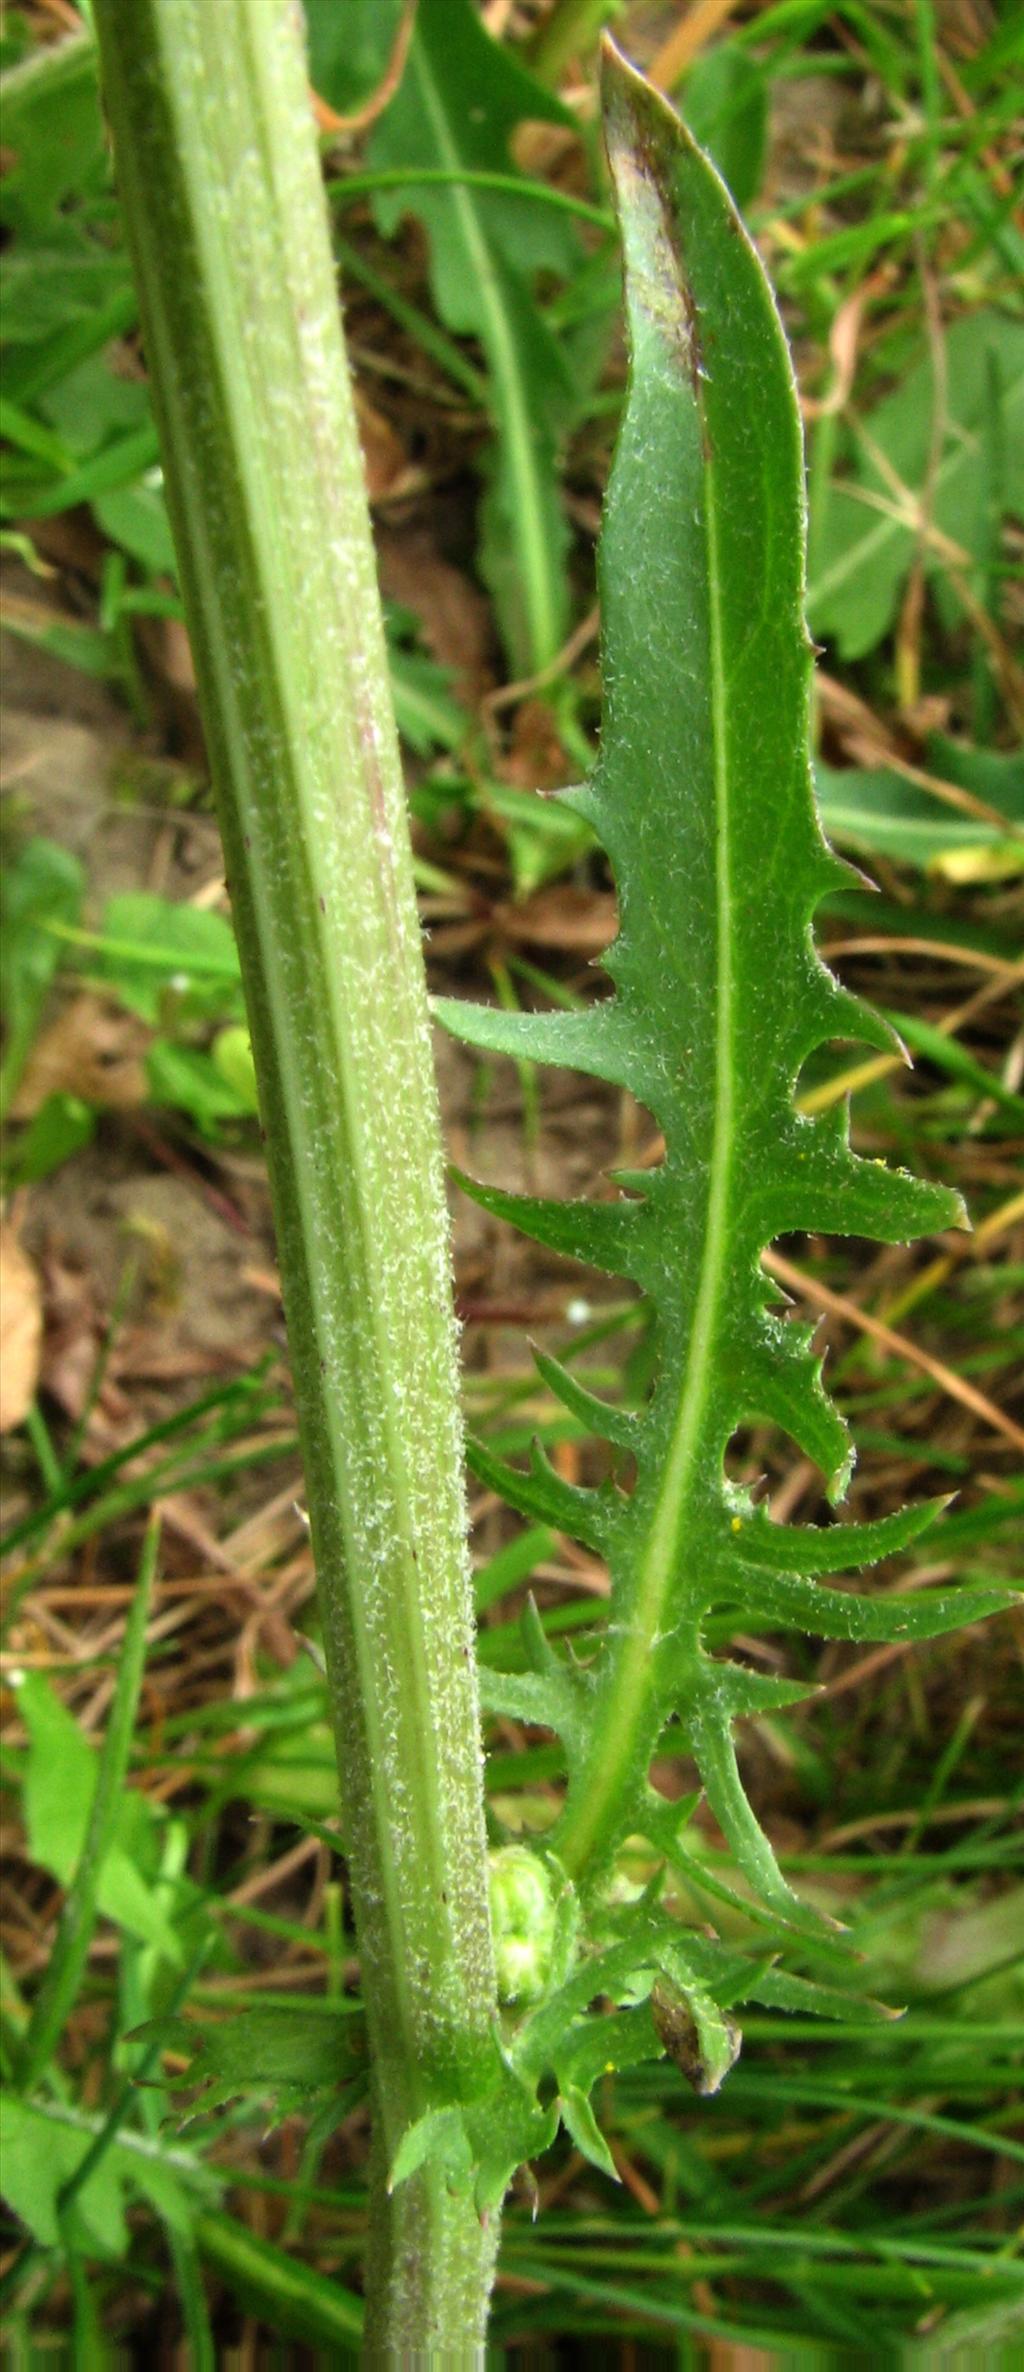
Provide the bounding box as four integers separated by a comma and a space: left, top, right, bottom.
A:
90, 1, 497, 2352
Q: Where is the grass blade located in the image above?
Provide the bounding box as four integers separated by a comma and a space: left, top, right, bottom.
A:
14, 1515, 160, 2093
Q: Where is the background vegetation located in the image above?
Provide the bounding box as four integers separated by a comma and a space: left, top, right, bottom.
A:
1, 0, 1021, 2359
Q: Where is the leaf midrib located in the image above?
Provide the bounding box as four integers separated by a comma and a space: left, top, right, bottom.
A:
560, 427, 735, 1878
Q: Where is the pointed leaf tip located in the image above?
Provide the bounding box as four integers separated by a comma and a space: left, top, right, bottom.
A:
600, 34, 696, 180
449, 48, 997, 1952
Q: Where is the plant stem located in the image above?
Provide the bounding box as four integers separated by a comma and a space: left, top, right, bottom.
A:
527, 0, 613, 84
90, 1, 497, 2351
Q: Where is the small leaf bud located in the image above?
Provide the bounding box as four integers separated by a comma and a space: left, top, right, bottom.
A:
488, 1846, 558, 2005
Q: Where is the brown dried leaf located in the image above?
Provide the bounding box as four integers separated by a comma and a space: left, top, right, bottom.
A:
376, 526, 494, 704
143, 612, 196, 696
36, 1244, 107, 1425
354, 392, 417, 502
11, 993, 149, 1117
496, 884, 617, 955
0, 1220, 43, 1432
501, 697, 572, 792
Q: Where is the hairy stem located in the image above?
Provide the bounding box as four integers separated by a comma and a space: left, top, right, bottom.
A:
90, 0, 497, 2350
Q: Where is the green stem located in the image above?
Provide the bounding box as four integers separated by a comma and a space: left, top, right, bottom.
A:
90, 1, 497, 2353
328, 164, 614, 234
527, 0, 615, 85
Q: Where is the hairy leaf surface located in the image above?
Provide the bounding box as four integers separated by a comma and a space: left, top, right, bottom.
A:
138, 2006, 368, 2128
439, 48, 1005, 1916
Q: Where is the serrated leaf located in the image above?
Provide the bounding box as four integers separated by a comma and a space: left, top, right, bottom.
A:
650, 1969, 741, 2096
138, 2004, 367, 2129
389, 2104, 474, 2195
415, 1875, 904, 2204
390, 2068, 560, 2216
445, 47, 977, 1922
478, 1663, 588, 1769
729, 1569, 1014, 1643
750, 1964, 899, 2024
559, 2082, 620, 2177
554, 2001, 664, 2095
729, 1495, 948, 1575
636, 1921, 897, 2027
448, 1165, 647, 1285
532, 1346, 640, 1450
684, 1684, 826, 1930
467, 1430, 619, 1556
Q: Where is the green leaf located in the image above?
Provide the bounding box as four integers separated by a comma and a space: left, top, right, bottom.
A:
387, 642, 467, 758
91, 892, 244, 1023
559, 2082, 619, 2178
0, 2094, 214, 2258
466, 2073, 562, 2215
16, 1520, 161, 2091
532, 1346, 639, 1450
0, 604, 115, 680
0, 35, 107, 238
139, 2003, 368, 2126
0, 835, 83, 1118
195, 2209, 363, 2349
443, 48, 975, 1924
39, 350, 151, 456
815, 758, 1024, 877
7, 1091, 96, 1185
886, 1011, 1024, 1121
728, 1495, 949, 1576
482, 781, 596, 898
6, 418, 161, 519
17, 1668, 182, 1963
929, 733, 1024, 812
390, 2103, 475, 2194
649, 1967, 741, 2097
211, 1023, 259, 1111
682, 41, 767, 210
364, 0, 585, 672
730, 1568, 1013, 1644
474, 1522, 558, 1615
301, 0, 389, 114
808, 311, 1024, 659
94, 479, 177, 576
478, 1597, 591, 1767
466, 1431, 619, 1557
554, 2001, 665, 2096
388, 2059, 563, 2216
0, 2095, 128, 2256
146, 1041, 256, 1132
